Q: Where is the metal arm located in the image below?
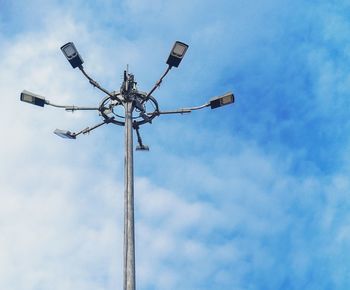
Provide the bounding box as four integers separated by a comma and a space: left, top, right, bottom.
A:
154, 102, 210, 115
60, 117, 114, 139
133, 122, 149, 151
75, 118, 112, 136
46, 101, 99, 112
79, 66, 123, 103
144, 65, 171, 100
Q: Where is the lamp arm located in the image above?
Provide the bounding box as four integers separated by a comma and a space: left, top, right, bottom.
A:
74, 117, 115, 137
144, 65, 171, 100
65, 106, 100, 112
182, 103, 210, 111
153, 102, 210, 115
78, 66, 123, 103
46, 101, 99, 112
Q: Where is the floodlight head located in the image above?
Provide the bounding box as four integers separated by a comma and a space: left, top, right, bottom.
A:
54, 129, 76, 139
60, 42, 84, 69
20, 90, 46, 107
210, 92, 235, 109
166, 41, 189, 68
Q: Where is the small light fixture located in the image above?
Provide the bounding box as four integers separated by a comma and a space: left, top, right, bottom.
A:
136, 144, 149, 151
210, 92, 235, 109
20, 90, 46, 107
54, 129, 76, 139
166, 41, 189, 68
61, 42, 84, 69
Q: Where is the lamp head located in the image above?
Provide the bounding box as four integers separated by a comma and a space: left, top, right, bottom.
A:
54, 129, 76, 139
20, 90, 46, 107
210, 92, 235, 109
166, 41, 189, 68
61, 42, 84, 69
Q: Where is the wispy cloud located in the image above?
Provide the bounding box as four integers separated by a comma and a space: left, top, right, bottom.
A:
1, 0, 350, 290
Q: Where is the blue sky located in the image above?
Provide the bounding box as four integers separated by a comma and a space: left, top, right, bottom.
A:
1, 0, 350, 289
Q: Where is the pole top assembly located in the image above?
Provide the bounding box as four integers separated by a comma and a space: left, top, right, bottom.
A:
20, 40, 234, 150
20, 40, 235, 290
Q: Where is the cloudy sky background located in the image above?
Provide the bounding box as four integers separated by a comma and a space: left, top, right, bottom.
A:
1, 0, 350, 289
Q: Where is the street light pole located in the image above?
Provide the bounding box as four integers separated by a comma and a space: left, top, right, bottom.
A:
124, 100, 136, 290
20, 41, 235, 290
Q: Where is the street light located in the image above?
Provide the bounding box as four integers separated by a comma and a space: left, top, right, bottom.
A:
20, 90, 99, 112
61, 42, 84, 69
20, 41, 235, 290
166, 41, 189, 68
20, 90, 46, 107
210, 92, 235, 109
54, 129, 76, 139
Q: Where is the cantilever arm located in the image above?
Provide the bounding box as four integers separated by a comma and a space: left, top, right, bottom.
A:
75, 117, 115, 136
78, 66, 123, 103
144, 65, 171, 100
55, 117, 115, 139
154, 91, 235, 115
154, 102, 210, 115
46, 101, 99, 112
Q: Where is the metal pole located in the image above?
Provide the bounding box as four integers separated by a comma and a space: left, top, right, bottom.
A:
123, 100, 136, 290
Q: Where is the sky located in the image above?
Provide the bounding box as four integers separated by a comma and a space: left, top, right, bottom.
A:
0, 0, 350, 289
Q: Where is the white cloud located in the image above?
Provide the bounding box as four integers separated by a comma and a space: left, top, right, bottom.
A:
2, 1, 350, 290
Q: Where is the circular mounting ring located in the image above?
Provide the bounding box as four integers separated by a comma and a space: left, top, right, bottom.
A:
99, 91, 159, 127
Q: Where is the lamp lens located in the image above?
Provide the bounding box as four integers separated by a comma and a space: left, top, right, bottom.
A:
221, 95, 233, 105
63, 45, 77, 58
172, 44, 186, 57
22, 94, 34, 103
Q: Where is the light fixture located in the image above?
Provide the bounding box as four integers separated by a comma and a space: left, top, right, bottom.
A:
136, 144, 149, 151
61, 42, 84, 69
54, 129, 76, 139
209, 92, 235, 109
20, 90, 46, 107
166, 41, 189, 68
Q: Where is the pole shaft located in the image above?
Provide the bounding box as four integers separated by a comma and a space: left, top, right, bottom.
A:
123, 100, 136, 290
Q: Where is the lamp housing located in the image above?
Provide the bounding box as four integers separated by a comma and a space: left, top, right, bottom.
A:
210, 92, 235, 109
166, 41, 189, 68
54, 129, 76, 139
61, 42, 84, 69
136, 145, 149, 151
20, 90, 46, 107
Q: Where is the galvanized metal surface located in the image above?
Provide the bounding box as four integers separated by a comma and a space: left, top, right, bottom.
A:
124, 100, 136, 290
